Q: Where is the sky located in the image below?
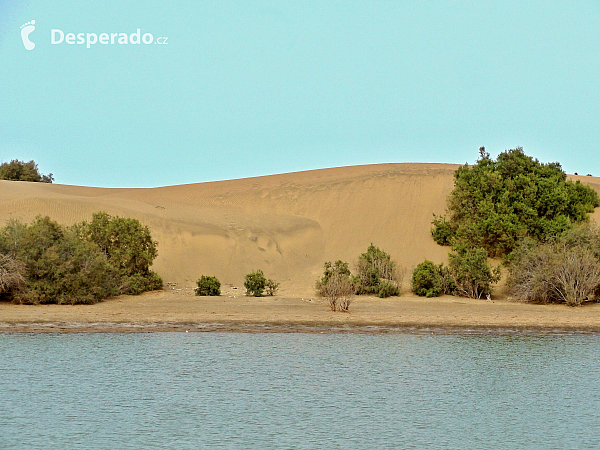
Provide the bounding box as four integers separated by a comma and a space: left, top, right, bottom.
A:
1, 1, 599, 188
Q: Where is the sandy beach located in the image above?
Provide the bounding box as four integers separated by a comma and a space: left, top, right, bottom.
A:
2, 287, 600, 333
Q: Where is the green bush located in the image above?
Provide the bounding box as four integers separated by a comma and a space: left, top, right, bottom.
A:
432, 147, 599, 258
412, 260, 447, 297
76, 212, 162, 294
355, 244, 398, 295
316, 260, 351, 294
0, 213, 162, 305
321, 260, 351, 285
265, 279, 279, 296
412, 252, 498, 299
195, 276, 221, 296
0, 217, 119, 304
244, 270, 277, 297
0, 159, 53, 183
78, 212, 158, 276
377, 280, 400, 298
448, 248, 501, 299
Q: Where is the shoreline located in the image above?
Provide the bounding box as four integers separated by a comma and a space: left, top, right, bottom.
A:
1, 321, 599, 335
1, 290, 600, 335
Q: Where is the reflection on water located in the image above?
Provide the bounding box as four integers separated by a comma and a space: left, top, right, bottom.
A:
1, 333, 599, 449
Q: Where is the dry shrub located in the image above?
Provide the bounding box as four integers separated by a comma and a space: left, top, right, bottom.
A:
508, 238, 600, 306
0, 253, 25, 297
318, 273, 354, 312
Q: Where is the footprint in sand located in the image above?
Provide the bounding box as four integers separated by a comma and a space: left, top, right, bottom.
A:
20, 20, 36, 50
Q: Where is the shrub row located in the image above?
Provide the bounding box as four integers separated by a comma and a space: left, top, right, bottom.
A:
315, 245, 403, 311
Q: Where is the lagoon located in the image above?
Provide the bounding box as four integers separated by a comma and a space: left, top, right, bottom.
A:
1, 333, 599, 449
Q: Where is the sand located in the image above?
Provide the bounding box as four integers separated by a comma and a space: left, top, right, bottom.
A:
1, 163, 600, 333
1, 289, 600, 334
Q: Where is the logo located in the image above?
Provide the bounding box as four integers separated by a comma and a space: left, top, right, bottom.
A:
20, 20, 36, 50
51, 29, 168, 48
19, 20, 168, 50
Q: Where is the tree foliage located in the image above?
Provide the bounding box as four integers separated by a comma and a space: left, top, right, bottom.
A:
0, 159, 53, 183
76, 212, 162, 294
0, 217, 119, 304
77, 212, 158, 276
432, 147, 599, 258
317, 260, 351, 286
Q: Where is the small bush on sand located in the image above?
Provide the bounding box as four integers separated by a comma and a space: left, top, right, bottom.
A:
354, 244, 400, 296
377, 280, 400, 298
412, 260, 449, 298
244, 270, 278, 297
412, 252, 499, 300
195, 276, 221, 296
325, 275, 354, 312
265, 279, 279, 296
316, 260, 354, 311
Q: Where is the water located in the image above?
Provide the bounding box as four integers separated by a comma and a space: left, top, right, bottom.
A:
1, 333, 599, 449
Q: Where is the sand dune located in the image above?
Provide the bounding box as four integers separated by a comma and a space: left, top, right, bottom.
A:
2, 163, 599, 296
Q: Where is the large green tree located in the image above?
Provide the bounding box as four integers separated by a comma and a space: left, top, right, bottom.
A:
432, 147, 599, 257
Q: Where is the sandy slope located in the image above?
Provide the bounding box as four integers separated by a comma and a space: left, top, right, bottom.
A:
1, 163, 599, 298
0, 163, 457, 293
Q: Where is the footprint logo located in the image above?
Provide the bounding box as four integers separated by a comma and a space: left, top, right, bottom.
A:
20, 20, 36, 50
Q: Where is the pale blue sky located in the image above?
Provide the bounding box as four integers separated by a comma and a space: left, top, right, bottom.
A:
1, 1, 599, 187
